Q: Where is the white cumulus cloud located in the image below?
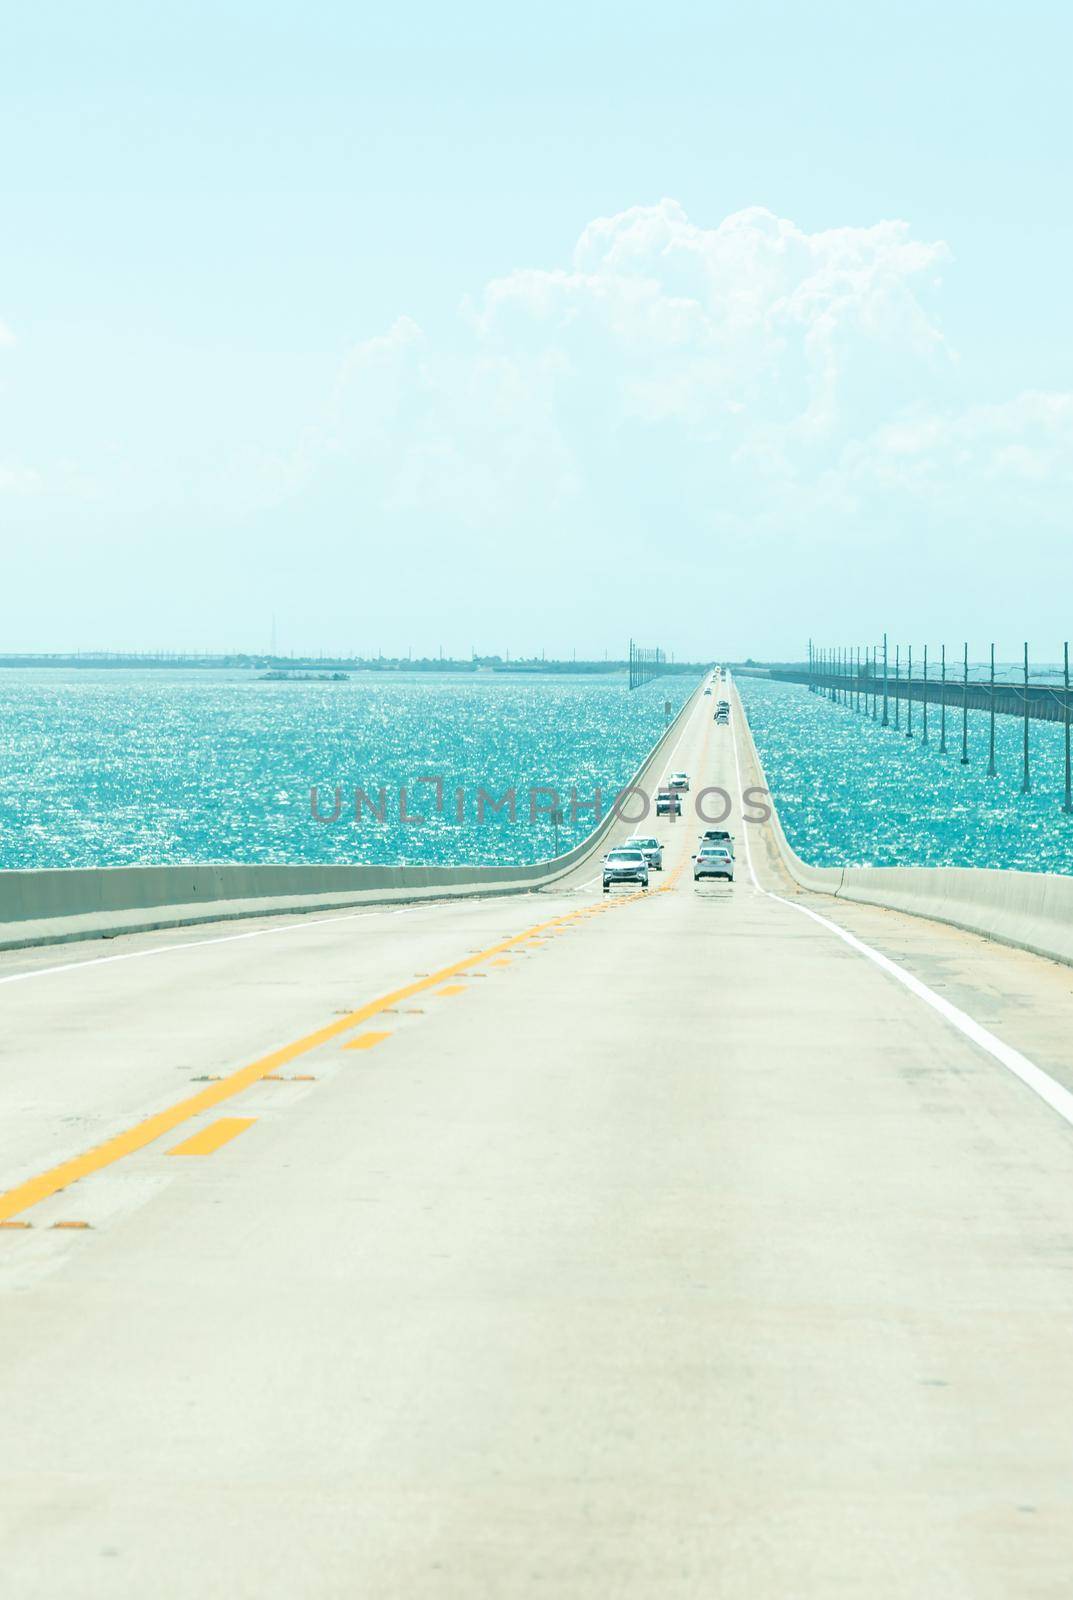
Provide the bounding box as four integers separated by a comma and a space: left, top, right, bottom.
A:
314, 200, 1071, 604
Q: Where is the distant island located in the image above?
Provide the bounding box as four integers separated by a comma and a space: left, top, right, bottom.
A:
257, 669, 350, 683
0, 651, 710, 676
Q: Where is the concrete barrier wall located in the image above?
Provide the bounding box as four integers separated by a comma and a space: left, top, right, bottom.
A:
732, 697, 843, 896
833, 866, 1073, 969
0, 680, 703, 950
734, 682, 1073, 970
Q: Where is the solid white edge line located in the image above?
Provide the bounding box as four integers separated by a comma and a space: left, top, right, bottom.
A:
0, 901, 447, 987
728, 675, 1073, 1133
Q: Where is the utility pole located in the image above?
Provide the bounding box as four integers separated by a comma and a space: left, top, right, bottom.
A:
988, 643, 996, 777
922, 644, 929, 744
1022, 641, 1031, 793
882, 633, 889, 726
906, 645, 913, 737
961, 642, 969, 764
940, 644, 947, 753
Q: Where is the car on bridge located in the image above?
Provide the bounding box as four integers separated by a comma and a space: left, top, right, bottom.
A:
626, 835, 664, 870
602, 847, 650, 892
692, 844, 734, 882
655, 788, 682, 817
668, 771, 690, 791
699, 828, 734, 856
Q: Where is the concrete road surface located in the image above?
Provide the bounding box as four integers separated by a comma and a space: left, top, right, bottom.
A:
3, 685, 1073, 1598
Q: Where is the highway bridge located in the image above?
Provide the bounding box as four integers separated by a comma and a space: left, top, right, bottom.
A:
4, 682, 1073, 1596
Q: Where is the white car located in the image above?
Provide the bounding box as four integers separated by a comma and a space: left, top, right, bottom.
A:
693, 845, 734, 882
667, 771, 690, 792
626, 835, 664, 871
602, 847, 650, 892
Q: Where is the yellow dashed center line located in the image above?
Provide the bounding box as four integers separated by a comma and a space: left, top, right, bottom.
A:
169, 1117, 256, 1157
0, 904, 581, 1222
0, 758, 710, 1225
344, 1031, 393, 1052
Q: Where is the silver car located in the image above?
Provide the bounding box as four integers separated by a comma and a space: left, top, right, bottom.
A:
693, 845, 734, 882
602, 847, 650, 892
699, 828, 734, 857
626, 835, 664, 871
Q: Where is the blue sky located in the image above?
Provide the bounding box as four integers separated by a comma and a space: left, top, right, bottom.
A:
1, 0, 1070, 660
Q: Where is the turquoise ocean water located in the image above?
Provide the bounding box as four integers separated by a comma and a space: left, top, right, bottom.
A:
738, 674, 1073, 874
0, 670, 690, 870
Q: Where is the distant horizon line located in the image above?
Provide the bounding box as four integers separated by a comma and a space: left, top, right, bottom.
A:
0, 649, 730, 672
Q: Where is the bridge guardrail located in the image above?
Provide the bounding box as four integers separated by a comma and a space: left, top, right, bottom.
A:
734, 684, 1073, 971
0, 679, 704, 951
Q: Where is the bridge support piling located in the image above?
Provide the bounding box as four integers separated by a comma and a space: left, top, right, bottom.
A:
785, 634, 1073, 817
